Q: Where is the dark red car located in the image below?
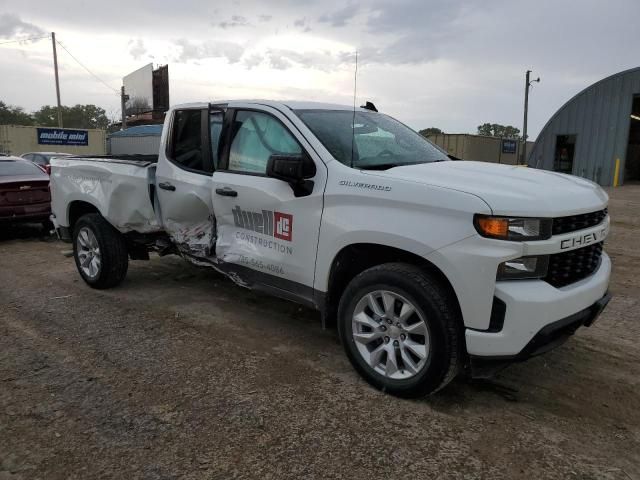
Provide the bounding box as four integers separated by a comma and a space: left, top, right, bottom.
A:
0, 156, 51, 227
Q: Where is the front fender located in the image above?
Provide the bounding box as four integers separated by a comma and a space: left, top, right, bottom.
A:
315, 169, 495, 329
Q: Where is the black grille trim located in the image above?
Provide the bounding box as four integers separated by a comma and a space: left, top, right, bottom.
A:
552, 209, 608, 236
544, 242, 603, 288
488, 297, 506, 332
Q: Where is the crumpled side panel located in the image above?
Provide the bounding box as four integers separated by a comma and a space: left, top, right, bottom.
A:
107, 178, 161, 233
50, 158, 161, 233
165, 215, 217, 258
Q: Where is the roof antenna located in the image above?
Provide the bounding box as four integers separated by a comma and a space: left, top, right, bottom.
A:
350, 50, 358, 169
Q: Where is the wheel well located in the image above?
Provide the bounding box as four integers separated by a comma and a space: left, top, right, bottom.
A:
323, 243, 462, 328
68, 201, 100, 232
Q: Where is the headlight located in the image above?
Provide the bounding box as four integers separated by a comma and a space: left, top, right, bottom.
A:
474, 215, 552, 241
497, 255, 549, 280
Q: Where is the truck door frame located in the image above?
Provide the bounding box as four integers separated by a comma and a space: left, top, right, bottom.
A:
155, 106, 221, 258
210, 104, 327, 310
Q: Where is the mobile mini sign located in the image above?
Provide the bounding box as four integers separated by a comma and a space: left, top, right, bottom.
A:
37, 128, 89, 146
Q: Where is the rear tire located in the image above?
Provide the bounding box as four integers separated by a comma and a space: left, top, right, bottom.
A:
72, 213, 128, 289
337, 263, 463, 397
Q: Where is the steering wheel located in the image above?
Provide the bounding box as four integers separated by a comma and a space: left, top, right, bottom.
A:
377, 149, 394, 157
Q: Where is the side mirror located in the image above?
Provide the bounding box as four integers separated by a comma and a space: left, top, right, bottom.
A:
267, 153, 315, 181
266, 153, 316, 197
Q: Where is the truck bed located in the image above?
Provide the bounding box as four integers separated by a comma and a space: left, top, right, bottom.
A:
50, 155, 162, 234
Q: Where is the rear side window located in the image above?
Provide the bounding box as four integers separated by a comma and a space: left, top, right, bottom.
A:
0, 160, 47, 176
170, 109, 206, 173
228, 111, 301, 174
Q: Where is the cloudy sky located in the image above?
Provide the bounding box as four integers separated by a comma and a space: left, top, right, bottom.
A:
1, 0, 639, 137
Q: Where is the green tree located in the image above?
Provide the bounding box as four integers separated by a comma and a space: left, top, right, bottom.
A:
419, 127, 443, 137
33, 104, 110, 129
0, 101, 33, 125
477, 123, 521, 139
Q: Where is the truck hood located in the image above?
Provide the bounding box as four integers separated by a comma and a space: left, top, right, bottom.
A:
366, 161, 608, 216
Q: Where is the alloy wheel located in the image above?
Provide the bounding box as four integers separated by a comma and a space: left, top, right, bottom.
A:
76, 226, 101, 279
351, 290, 430, 380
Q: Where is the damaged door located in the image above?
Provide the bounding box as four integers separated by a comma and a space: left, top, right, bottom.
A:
211, 106, 326, 302
156, 107, 222, 259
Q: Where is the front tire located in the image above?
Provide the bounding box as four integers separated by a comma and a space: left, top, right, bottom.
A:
338, 263, 463, 397
72, 213, 128, 289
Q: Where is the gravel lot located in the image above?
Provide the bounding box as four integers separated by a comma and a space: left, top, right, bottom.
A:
1, 186, 639, 480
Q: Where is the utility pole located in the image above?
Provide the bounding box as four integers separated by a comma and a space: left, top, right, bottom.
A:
521, 69, 540, 164
51, 32, 63, 128
120, 86, 129, 130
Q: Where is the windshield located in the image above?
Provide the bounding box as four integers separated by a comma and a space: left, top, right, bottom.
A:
294, 109, 448, 169
0, 160, 47, 176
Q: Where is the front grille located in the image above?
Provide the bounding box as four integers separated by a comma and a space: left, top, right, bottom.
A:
552, 209, 607, 236
545, 242, 603, 288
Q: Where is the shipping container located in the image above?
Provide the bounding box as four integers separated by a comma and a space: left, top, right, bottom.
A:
0, 125, 106, 156
427, 133, 533, 165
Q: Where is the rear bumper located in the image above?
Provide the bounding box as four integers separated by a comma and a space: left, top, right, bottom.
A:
50, 214, 71, 242
469, 292, 611, 378
0, 205, 51, 223
55, 225, 72, 242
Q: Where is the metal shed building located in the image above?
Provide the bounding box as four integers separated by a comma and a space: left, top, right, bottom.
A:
107, 124, 163, 155
528, 66, 640, 186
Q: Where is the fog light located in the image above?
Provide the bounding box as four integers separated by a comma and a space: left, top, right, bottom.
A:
497, 255, 549, 280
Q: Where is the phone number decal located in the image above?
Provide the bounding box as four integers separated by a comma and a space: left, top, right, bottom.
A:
239, 255, 285, 275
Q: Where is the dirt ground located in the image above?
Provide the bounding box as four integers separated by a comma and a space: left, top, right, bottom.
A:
1, 186, 639, 480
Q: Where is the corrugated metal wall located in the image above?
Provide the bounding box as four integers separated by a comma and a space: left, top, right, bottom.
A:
528, 67, 640, 186
108, 135, 161, 155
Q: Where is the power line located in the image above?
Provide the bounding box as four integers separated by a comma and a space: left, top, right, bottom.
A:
55, 39, 119, 95
0, 34, 50, 46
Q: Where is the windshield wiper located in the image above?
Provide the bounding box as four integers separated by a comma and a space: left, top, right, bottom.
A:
357, 163, 402, 170
358, 160, 446, 170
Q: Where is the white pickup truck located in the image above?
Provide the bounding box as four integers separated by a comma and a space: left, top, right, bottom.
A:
50, 100, 611, 396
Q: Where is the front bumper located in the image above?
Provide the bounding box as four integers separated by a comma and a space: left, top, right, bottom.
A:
469, 291, 611, 378
465, 251, 610, 358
